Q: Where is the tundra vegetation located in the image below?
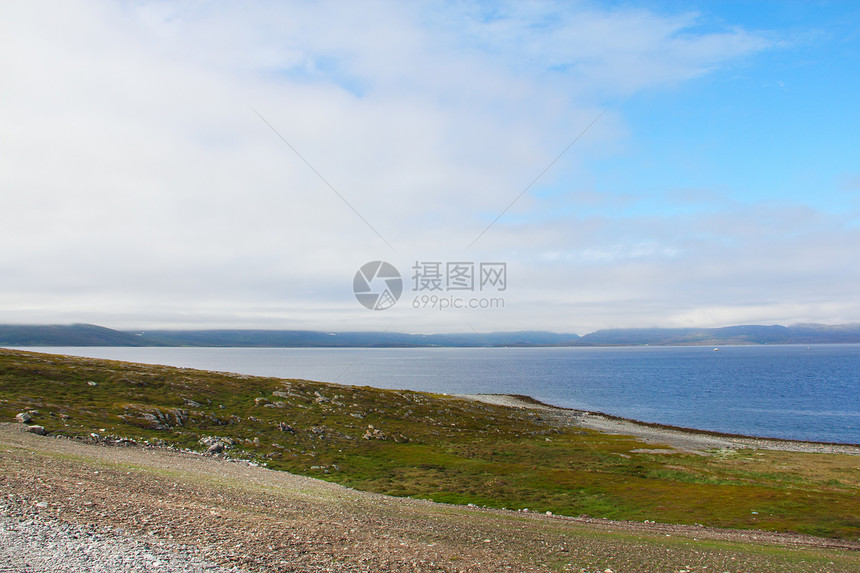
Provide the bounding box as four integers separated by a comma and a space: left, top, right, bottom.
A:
1, 348, 858, 540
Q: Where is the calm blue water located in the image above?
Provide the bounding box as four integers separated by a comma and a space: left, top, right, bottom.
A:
17, 345, 860, 444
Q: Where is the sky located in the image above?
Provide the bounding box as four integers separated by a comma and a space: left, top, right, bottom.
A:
1, 0, 859, 335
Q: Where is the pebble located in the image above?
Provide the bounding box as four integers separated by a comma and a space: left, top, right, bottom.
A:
0, 500, 235, 573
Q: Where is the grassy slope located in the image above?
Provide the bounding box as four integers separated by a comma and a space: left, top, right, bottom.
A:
4, 427, 858, 572
1, 348, 858, 540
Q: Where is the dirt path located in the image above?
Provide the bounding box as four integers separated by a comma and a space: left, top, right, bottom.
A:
1, 424, 858, 573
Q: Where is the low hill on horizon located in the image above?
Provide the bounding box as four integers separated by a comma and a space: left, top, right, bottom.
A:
578, 323, 860, 346
0, 323, 150, 347
2, 322, 860, 347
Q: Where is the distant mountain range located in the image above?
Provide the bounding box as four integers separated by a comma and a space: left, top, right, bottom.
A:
2, 322, 860, 347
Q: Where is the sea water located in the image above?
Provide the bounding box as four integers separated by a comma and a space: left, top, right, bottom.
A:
16, 344, 860, 444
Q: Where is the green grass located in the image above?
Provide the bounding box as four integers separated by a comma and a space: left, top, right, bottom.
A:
2, 348, 858, 539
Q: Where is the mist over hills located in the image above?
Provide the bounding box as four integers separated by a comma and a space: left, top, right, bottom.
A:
576, 324, 860, 346
2, 322, 860, 347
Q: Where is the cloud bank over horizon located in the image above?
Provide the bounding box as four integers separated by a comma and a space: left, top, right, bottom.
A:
1, 1, 859, 334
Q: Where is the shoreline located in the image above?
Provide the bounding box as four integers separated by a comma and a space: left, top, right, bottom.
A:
456, 393, 860, 454
8, 347, 857, 449
4, 347, 856, 453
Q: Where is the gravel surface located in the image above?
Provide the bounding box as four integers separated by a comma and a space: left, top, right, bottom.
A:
0, 500, 234, 572
1, 423, 858, 572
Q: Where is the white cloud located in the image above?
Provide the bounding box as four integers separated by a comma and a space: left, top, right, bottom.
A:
7, 0, 850, 333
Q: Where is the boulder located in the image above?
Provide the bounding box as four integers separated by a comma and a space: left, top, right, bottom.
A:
363, 424, 387, 440
120, 405, 188, 430
199, 435, 234, 448
27, 425, 46, 435
15, 412, 31, 423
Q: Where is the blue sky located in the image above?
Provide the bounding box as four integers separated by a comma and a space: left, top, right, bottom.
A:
1, 1, 858, 333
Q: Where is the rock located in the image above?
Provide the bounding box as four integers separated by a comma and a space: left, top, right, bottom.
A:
185, 399, 202, 407
199, 436, 235, 449
272, 390, 290, 399
120, 405, 187, 430
254, 397, 269, 406
15, 412, 31, 423
313, 391, 330, 404
277, 422, 293, 432
27, 425, 46, 435
363, 425, 387, 440
87, 381, 98, 387
203, 413, 229, 426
